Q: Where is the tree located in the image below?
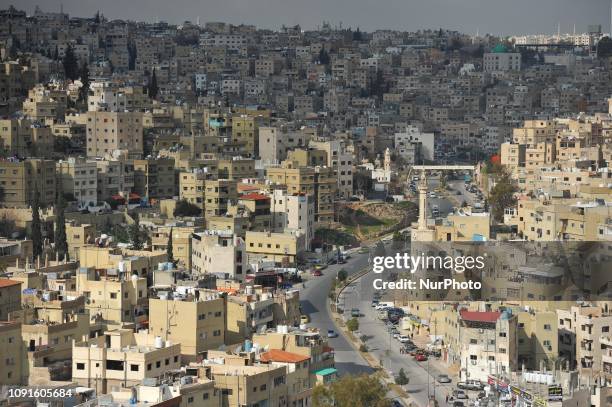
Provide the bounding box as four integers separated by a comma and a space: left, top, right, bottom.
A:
78, 62, 90, 102
337, 269, 347, 282
597, 36, 612, 59
395, 368, 409, 386
489, 170, 517, 222
173, 199, 202, 217
148, 68, 159, 99
130, 214, 143, 250
312, 374, 390, 407
346, 318, 359, 332
30, 188, 43, 260
318, 48, 330, 65
63, 45, 79, 81
54, 190, 68, 261
166, 227, 174, 263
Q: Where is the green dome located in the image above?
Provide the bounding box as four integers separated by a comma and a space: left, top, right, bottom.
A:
491, 44, 508, 53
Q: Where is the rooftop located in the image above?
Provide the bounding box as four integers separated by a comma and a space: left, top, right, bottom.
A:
260, 349, 310, 364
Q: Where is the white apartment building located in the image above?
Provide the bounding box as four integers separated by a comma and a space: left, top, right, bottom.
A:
270, 189, 314, 251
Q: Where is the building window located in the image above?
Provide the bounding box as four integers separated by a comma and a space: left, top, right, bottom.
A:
130, 364, 139, 372
76, 363, 85, 370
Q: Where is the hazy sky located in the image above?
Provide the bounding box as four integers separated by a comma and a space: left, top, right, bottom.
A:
3, 0, 611, 35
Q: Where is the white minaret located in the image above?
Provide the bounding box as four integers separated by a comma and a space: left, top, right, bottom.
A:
383, 148, 391, 172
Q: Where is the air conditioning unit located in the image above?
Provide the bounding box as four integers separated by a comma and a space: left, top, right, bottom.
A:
478, 329, 485, 334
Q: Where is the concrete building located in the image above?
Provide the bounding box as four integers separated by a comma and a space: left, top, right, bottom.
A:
270, 190, 314, 251
57, 157, 98, 208
457, 309, 518, 382
0, 321, 24, 384
86, 111, 144, 158
204, 179, 237, 218
133, 157, 176, 200
149, 290, 225, 362
225, 290, 274, 343
0, 278, 22, 320
72, 329, 181, 393
0, 158, 57, 206
245, 230, 305, 266
191, 230, 246, 281
483, 45, 521, 72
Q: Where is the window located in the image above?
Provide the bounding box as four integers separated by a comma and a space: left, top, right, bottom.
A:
106, 360, 124, 371
76, 363, 85, 370
543, 324, 551, 331
147, 363, 152, 371
130, 364, 139, 372
156, 361, 161, 368
203, 393, 209, 400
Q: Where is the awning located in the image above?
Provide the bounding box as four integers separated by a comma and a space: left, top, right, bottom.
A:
314, 368, 338, 377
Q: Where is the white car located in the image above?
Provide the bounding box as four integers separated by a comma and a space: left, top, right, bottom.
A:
398, 335, 411, 343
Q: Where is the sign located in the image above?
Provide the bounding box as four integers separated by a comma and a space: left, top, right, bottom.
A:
509, 385, 533, 402
548, 385, 563, 401
488, 375, 509, 393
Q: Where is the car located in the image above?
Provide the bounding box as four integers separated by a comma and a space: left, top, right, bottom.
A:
457, 380, 484, 391
403, 344, 417, 352
415, 353, 428, 361
350, 308, 360, 317
327, 329, 338, 338
397, 335, 411, 343
312, 270, 322, 276
452, 401, 465, 407
453, 390, 468, 400
371, 300, 380, 307
300, 315, 309, 324
437, 374, 452, 383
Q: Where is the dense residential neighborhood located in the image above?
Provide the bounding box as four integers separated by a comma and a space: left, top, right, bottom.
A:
0, 3, 612, 407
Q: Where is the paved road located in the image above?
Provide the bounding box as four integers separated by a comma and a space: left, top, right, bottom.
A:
299, 250, 374, 375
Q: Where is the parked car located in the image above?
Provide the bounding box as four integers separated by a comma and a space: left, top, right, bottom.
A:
371, 300, 380, 307
350, 308, 360, 318
397, 335, 411, 343
327, 329, 338, 338
312, 270, 322, 277
457, 380, 484, 391
453, 390, 468, 400
437, 374, 452, 383
415, 353, 428, 361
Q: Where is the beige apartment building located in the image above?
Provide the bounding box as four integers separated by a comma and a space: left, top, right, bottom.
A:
206, 363, 288, 407
86, 111, 144, 158
74, 267, 148, 327
95, 154, 135, 201
231, 115, 258, 157
66, 223, 96, 260
204, 179, 237, 217
270, 189, 314, 251
133, 157, 176, 199
150, 225, 200, 269
252, 328, 335, 384
260, 349, 312, 406
456, 310, 518, 382
0, 158, 57, 206
0, 321, 24, 384
149, 291, 225, 362
56, 157, 98, 208
245, 230, 305, 265
191, 230, 245, 280
434, 210, 490, 241
266, 160, 335, 223
72, 329, 181, 393
226, 291, 274, 343
515, 310, 558, 371
0, 278, 22, 320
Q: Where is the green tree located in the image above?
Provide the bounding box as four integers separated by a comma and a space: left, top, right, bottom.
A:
29, 188, 43, 260
54, 191, 68, 261
597, 36, 612, 58
148, 68, 159, 99
63, 45, 79, 81
312, 374, 390, 407
346, 318, 359, 332
173, 199, 202, 217
395, 368, 409, 386
78, 62, 90, 102
130, 214, 143, 250
166, 227, 174, 263
318, 48, 330, 65
337, 268, 347, 282
489, 171, 517, 222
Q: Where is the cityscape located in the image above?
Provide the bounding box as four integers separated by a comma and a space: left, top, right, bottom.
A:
0, 2, 611, 407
